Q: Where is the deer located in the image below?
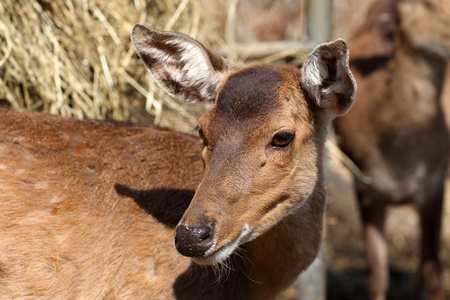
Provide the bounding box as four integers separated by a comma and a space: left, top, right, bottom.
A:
334, 0, 450, 299
0, 25, 356, 299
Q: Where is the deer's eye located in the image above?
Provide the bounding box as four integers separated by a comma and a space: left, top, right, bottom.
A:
197, 128, 208, 147
198, 128, 205, 140
271, 131, 294, 148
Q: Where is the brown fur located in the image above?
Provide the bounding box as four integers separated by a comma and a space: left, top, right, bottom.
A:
334, 0, 450, 299
0, 110, 203, 299
0, 26, 356, 299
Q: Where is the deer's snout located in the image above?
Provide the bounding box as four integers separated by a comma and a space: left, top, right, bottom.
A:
174, 223, 214, 257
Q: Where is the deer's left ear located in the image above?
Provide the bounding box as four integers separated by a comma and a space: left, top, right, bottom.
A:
131, 24, 236, 104
301, 39, 357, 117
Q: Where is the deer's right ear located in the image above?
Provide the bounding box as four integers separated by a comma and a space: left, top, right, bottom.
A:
300, 39, 357, 117
131, 24, 234, 104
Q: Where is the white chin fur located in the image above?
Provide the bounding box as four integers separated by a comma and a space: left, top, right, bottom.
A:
192, 224, 252, 265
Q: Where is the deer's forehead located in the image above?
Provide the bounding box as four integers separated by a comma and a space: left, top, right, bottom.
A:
214, 65, 300, 122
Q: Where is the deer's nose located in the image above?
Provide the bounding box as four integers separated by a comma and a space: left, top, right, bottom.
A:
174, 223, 214, 257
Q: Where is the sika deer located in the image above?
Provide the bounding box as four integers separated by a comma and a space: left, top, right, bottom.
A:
334, 0, 450, 299
0, 25, 356, 299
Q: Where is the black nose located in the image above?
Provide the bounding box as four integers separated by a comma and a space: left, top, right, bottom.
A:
174, 224, 214, 257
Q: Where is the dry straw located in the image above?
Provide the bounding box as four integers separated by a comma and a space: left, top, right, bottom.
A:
0, 0, 223, 131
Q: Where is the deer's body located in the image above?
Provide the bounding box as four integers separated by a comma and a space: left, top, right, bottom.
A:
0, 26, 356, 299
334, 0, 450, 299
0, 109, 201, 299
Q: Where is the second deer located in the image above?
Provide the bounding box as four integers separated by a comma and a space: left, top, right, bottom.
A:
334, 0, 450, 299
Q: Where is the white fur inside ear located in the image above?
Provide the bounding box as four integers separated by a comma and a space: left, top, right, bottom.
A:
165, 39, 222, 102
301, 39, 356, 116
301, 52, 329, 104
147, 47, 178, 65
322, 63, 346, 95
301, 50, 348, 98
303, 56, 329, 89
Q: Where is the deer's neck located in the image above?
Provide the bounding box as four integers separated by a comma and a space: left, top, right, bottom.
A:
240, 157, 326, 299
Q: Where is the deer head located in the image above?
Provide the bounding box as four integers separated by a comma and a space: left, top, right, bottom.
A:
131, 24, 356, 265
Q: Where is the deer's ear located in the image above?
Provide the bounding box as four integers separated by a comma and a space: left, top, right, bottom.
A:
131, 24, 235, 104
301, 39, 357, 117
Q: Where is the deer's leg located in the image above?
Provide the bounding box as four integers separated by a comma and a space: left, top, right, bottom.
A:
414, 182, 444, 300
357, 184, 389, 300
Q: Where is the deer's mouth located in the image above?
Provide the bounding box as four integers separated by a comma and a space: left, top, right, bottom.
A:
192, 224, 252, 265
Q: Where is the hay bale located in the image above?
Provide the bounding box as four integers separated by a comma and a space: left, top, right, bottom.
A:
0, 0, 218, 131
